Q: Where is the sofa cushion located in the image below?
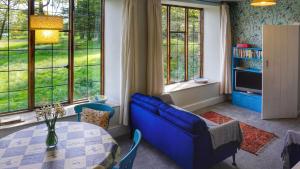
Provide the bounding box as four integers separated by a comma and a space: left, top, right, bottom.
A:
170, 104, 217, 128
131, 93, 165, 114
132, 93, 164, 106
159, 103, 208, 135
131, 99, 158, 113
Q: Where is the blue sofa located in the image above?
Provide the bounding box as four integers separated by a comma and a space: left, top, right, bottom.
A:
287, 144, 300, 168
282, 130, 300, 169
130, 93, 239, 169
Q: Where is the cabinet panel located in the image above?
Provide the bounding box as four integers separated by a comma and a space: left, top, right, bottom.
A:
279, 26, 288, 116
263, 25, 280, 119
262, 25, 299, 119
232, 91, 262, 112
287, 26, 299, 117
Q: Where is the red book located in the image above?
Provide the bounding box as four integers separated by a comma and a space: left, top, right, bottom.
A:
237, 44, 251, 48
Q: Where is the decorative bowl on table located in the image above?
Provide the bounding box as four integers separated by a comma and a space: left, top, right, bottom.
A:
89, 95, 108, 103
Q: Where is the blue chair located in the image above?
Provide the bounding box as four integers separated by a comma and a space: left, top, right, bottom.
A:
74, 103, 115, 122
113, 130, 142, 169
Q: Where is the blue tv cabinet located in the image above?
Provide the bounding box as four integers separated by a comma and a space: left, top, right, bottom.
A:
231, 47, 262, 112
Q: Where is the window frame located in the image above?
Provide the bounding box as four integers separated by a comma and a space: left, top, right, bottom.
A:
162, 4, 204, 85
0, 0, 105, 116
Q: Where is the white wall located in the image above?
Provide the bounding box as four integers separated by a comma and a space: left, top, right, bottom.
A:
162, 1, 224, 110
170, 83, 225, 111
0, 0, 224, 139
203, 6, 221, 82
105, 0, 149, 105
104, 0, 223, 124
105, 0, 122, 105
162, 0, 221, 82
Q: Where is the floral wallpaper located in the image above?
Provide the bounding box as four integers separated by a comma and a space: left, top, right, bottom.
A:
229, 0, 300, 48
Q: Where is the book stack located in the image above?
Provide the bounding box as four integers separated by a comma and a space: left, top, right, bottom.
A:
233, 48, 263, 59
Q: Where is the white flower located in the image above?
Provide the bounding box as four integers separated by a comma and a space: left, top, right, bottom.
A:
35, 103, 65, 121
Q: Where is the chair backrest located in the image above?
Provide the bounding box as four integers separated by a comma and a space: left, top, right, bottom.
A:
118, 130, 142, 169
74, 103, 115, 121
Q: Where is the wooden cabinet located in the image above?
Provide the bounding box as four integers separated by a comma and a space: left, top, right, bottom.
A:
262, 25, 300, 119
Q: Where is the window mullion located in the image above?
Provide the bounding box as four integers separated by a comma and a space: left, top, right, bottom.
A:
184, 8, 188, 81
68, 0, 74, 104
200, 9, 204, 77
100, 0, 105, 95
28, 0, 35, 110
166, 5, 171, 84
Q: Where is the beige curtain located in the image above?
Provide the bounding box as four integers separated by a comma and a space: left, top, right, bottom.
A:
146, 0, 164, 96
120, 0, 163, 125
220, 3, 232, 94
120, 0, 147, 126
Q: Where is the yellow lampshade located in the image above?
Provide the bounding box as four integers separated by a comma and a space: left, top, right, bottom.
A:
251, 0, 276, 6
30, 15, 63, 30
35, 30, 59, 44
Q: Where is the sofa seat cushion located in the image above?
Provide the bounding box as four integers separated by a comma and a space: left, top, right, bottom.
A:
159, 103, 208, 135
131, 93, 165, 114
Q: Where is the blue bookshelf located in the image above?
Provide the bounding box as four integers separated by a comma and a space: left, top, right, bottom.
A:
231, 47, 262, 112
233, 67, 261, 73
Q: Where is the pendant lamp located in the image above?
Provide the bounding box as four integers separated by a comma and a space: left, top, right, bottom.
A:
251, 0, 277, 7
30, 15, 63, 44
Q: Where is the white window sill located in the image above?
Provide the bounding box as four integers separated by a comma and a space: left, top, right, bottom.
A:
164, 80, 219, 93
0, 101, 120, 130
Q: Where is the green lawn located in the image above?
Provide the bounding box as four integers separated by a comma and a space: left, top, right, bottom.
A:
0, 35, 200, 113
0, 35, 102, 113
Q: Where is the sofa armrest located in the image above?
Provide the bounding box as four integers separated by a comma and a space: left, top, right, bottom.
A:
158, 93, 175, 105
208, 120, 243, 149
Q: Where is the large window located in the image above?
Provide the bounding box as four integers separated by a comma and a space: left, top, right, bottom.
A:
0, 0, 29, 112
74, 0, 102, 101
162, 5, 204, 84
0, 0, 104, 114
34, 0, 70, 106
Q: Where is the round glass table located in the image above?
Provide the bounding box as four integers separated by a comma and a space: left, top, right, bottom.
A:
0, 122, 120, 169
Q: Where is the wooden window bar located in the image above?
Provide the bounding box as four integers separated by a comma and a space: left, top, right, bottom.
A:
163, 4, 204, 85
0, 0, 105, 116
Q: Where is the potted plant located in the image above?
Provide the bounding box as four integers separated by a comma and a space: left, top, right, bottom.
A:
36, 104, 65, 148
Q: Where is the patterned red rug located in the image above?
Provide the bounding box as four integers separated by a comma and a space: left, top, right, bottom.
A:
200, 111, 278, 155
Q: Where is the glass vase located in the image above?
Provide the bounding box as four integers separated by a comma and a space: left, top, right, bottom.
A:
46, 127, 58, 149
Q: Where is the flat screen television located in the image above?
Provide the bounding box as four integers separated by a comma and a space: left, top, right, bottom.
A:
235, 70, 262, 94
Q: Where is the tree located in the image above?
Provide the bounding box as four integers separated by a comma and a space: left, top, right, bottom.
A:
75, 0, 100, 40
0, 9, 8, 40
0, 0, 28, 40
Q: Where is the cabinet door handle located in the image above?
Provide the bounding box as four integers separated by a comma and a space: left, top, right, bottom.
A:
265, 60, 269, 68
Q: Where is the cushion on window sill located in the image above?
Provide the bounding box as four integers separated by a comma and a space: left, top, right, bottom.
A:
81, 108, 109, 129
